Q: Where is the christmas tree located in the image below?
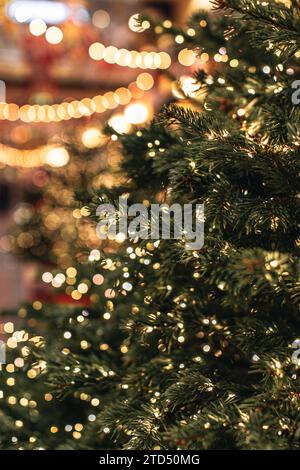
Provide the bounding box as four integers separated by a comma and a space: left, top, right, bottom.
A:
1, 0, 300, 450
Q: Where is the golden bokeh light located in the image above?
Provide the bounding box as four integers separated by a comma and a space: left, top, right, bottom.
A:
45, 146, 70, 168
29, 19, 47, 36
81, 127, 105, 148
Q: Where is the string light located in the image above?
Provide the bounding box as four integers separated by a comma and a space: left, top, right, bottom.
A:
0, 28, 203, 127
0, 143, 70, 168
0, 74, 150, 123
88, 42, 171, 70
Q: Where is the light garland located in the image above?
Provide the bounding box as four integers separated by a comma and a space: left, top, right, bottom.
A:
88, 42, 171, 70
0, 143, 70, 168
0, 95, 153, 167
0, 13, 223, 126
0, 73, 154, 123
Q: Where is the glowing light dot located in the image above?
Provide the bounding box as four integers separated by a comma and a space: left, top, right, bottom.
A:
45, 146, 69, 167
105, 289, 115, 299
178, 48, 196, 66
27, 369, 37, 379
263, 65, 271, 74
230, 59, 239, 68
7, 338, 17, 349
187, 28, 196, 36
159, 52, 171, 69
45, 26, 63, 45
109, 114, 131, 134
92, 10, 110, 29
122, 282, 132, 292
20, 398, 28, 407
42, 272, 53, 283
4, 322, 14, 334
33, 300, 42, 310
92, 274, 104, 286
81, 127, 104, 148
78, 283, 88, 294
115, 87, 132, 105
163, 20, 172, 28
55, 273, 65, 284
14, 358, 24, 368
103, 312, 111, 320
29, 18, 47, 36
124, 102, 150, 124
91, 398, 100, 406
89, 42, 105, 61
90, 249, 101, 260
175, 35, 184, 44
136, 72, 154, 91
66, 267, 77, 278
71, 290, 82, 301
104, 46, 118, 64
200, 52, 209, 62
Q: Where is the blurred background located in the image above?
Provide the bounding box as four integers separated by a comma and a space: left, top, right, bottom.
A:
0, 0, 211, 310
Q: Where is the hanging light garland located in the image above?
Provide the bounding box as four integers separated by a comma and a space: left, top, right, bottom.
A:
0, 143, 70, 168
0, 4, 219, 125
88, 42, 171, 70
0, 72, 155, 123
